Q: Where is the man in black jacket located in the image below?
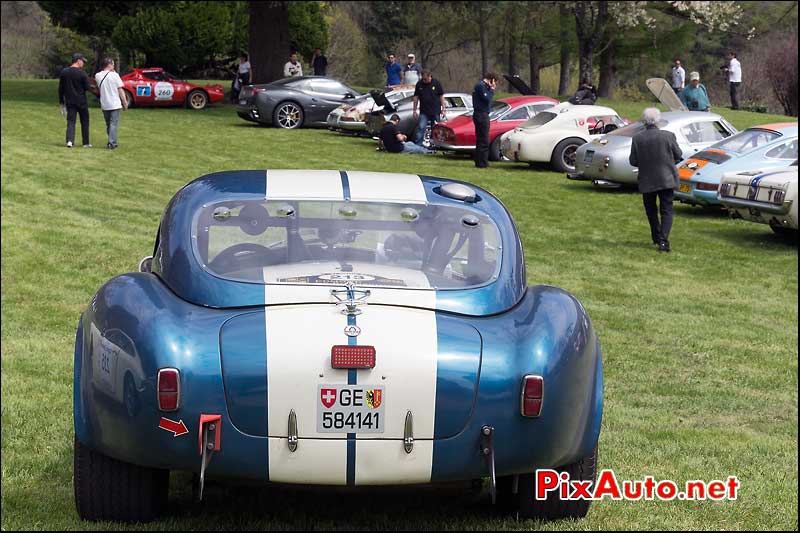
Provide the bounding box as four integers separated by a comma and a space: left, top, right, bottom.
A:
629, 108, 684, 252
58, 53, 93, 148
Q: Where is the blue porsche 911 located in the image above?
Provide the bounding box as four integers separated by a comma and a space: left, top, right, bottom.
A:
73, 170, 603, 522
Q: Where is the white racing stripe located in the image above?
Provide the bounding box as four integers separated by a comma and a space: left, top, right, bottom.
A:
264, 281, 438, 484
266, 169, 343, 200
346, 171, 427, 203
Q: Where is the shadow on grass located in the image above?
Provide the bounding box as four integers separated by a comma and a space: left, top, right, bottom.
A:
706, 226, 799, 250
160, 472, 520, 529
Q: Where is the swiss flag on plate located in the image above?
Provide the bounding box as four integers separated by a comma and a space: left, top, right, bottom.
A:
320, 388, 337, 408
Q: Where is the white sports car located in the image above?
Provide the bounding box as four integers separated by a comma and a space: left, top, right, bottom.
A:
500, 102, 627, 172
718, 160, 798, 236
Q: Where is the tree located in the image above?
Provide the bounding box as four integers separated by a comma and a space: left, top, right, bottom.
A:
38, 1, 143, 72
573, 1, 608, 85
113, 2, 236, 74
249, 1, 290, 83
288, 1, 328, 61
558, 3, 573, 95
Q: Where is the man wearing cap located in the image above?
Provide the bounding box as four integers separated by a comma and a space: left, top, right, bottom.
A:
680, 72, 711, 112
58, 53, 93, 147
404, 54, 422, 86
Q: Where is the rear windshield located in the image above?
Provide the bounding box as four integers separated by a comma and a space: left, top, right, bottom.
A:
195, 200, 501, 290
713, 128, 782, 154
520, 111, 557, 128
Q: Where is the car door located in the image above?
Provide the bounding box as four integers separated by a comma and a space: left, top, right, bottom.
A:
162, 72, 188, 105
307, 79, 356, 123
132, 71, 158, 106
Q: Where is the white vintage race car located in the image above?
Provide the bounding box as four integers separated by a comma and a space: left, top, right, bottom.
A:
500, 102, 627, 172
718, 160, 798, 236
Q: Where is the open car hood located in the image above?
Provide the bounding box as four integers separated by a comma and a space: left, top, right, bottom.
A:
646, 78, 687, 112
504, 74, 534, 96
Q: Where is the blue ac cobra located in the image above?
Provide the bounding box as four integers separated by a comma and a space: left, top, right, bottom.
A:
73, 170, 603, 522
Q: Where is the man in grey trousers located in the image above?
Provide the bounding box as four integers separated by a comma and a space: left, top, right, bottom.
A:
94, 58, 128, 149
629, 108, 684, 252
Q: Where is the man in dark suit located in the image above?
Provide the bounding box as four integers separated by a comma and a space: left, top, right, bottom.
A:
629, 108, 684, 252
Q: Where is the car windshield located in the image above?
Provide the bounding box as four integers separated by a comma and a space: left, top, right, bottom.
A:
712, 128, 782, 154
520, 111, 557, 129
196, 200, 501, 290
466, 101, 509, 119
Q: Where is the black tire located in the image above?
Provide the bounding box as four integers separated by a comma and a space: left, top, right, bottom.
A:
74, 437, 169, 522
770, 224, 797, 239
273, 101, 304, 129
489, 136, 503, 162
550, 137, 586, 173
502, 446, 598, 520
123, 90, 134, 109
187, 89, 208, 110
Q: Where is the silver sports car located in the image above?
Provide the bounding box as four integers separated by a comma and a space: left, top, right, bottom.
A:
570, 111, 738, 188
326, 86, 417, 134
364, 93, 473, 141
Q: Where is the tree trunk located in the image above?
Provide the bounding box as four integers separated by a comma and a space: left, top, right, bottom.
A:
507, 14, 518, 76
574, 1, 607, 86
529, 43, 541, 95
558, 4, 571, 96
598, 39, 616, 98
479, 2, 489, 75
249, 1, 290, 84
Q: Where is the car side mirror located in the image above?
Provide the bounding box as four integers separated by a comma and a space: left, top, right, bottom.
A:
138, 256, 153, 273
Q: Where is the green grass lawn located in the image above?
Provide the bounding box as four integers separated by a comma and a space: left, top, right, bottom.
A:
1, 79, 797, 530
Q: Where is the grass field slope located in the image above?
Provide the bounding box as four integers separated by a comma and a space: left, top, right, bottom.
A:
1, 79, 797, 530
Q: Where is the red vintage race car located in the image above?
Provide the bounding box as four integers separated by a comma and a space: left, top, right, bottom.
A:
117, 68, 225, 110
432, 95, 558, 161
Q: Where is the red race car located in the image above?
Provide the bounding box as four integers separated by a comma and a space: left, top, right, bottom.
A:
117, 68, 225, 110
432, 95, 558, 161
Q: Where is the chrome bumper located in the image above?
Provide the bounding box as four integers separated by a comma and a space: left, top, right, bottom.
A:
431, 140, 475, 152
719, 196, 793, 215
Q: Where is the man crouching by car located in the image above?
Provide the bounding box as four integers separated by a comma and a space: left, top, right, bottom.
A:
380, 114, 435, 155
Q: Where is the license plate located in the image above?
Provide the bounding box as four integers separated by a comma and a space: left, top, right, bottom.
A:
239, 99, 247, 105
317, 385, 385, 433
584, 150, 594, 163
679, 183, 692, 193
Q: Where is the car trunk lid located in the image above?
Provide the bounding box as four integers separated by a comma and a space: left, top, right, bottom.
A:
219, 303, 482, 441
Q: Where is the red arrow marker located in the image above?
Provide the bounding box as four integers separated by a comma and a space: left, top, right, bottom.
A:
159, 417, 189, 437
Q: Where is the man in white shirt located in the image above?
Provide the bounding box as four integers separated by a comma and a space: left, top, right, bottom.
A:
283, 52, 303, 78
724, 51, 742, 110
94, 58, 128, 149
671, 58, 685, 95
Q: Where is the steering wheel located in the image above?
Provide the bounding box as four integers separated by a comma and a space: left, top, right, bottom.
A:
208, 243, 281, 273
591, 119, 605, 134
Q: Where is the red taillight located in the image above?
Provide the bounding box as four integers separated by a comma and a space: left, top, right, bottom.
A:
252, 87, 265, 94
331, 345, 376, 369
521, 375, 543, 417
157, 368, 180, 411
696, 182, 719, 191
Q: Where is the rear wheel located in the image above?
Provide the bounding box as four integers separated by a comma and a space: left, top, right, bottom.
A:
123, 90, 134, 108
273, 101, 304, 129
489, 136, 504, 162
498, 446, 598, 520
187, 89, 208, 110
550, 137, 585, 173
770, 224, 798, 242
74, 437, 169, 522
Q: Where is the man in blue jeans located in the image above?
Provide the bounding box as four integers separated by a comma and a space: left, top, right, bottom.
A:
380, 115, 434, 155
412, 70, 446, 146
94, 58, 128, 149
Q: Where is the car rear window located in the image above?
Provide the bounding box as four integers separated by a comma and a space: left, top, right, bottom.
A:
520, 111, 557, 129
195, 200, 501, 290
